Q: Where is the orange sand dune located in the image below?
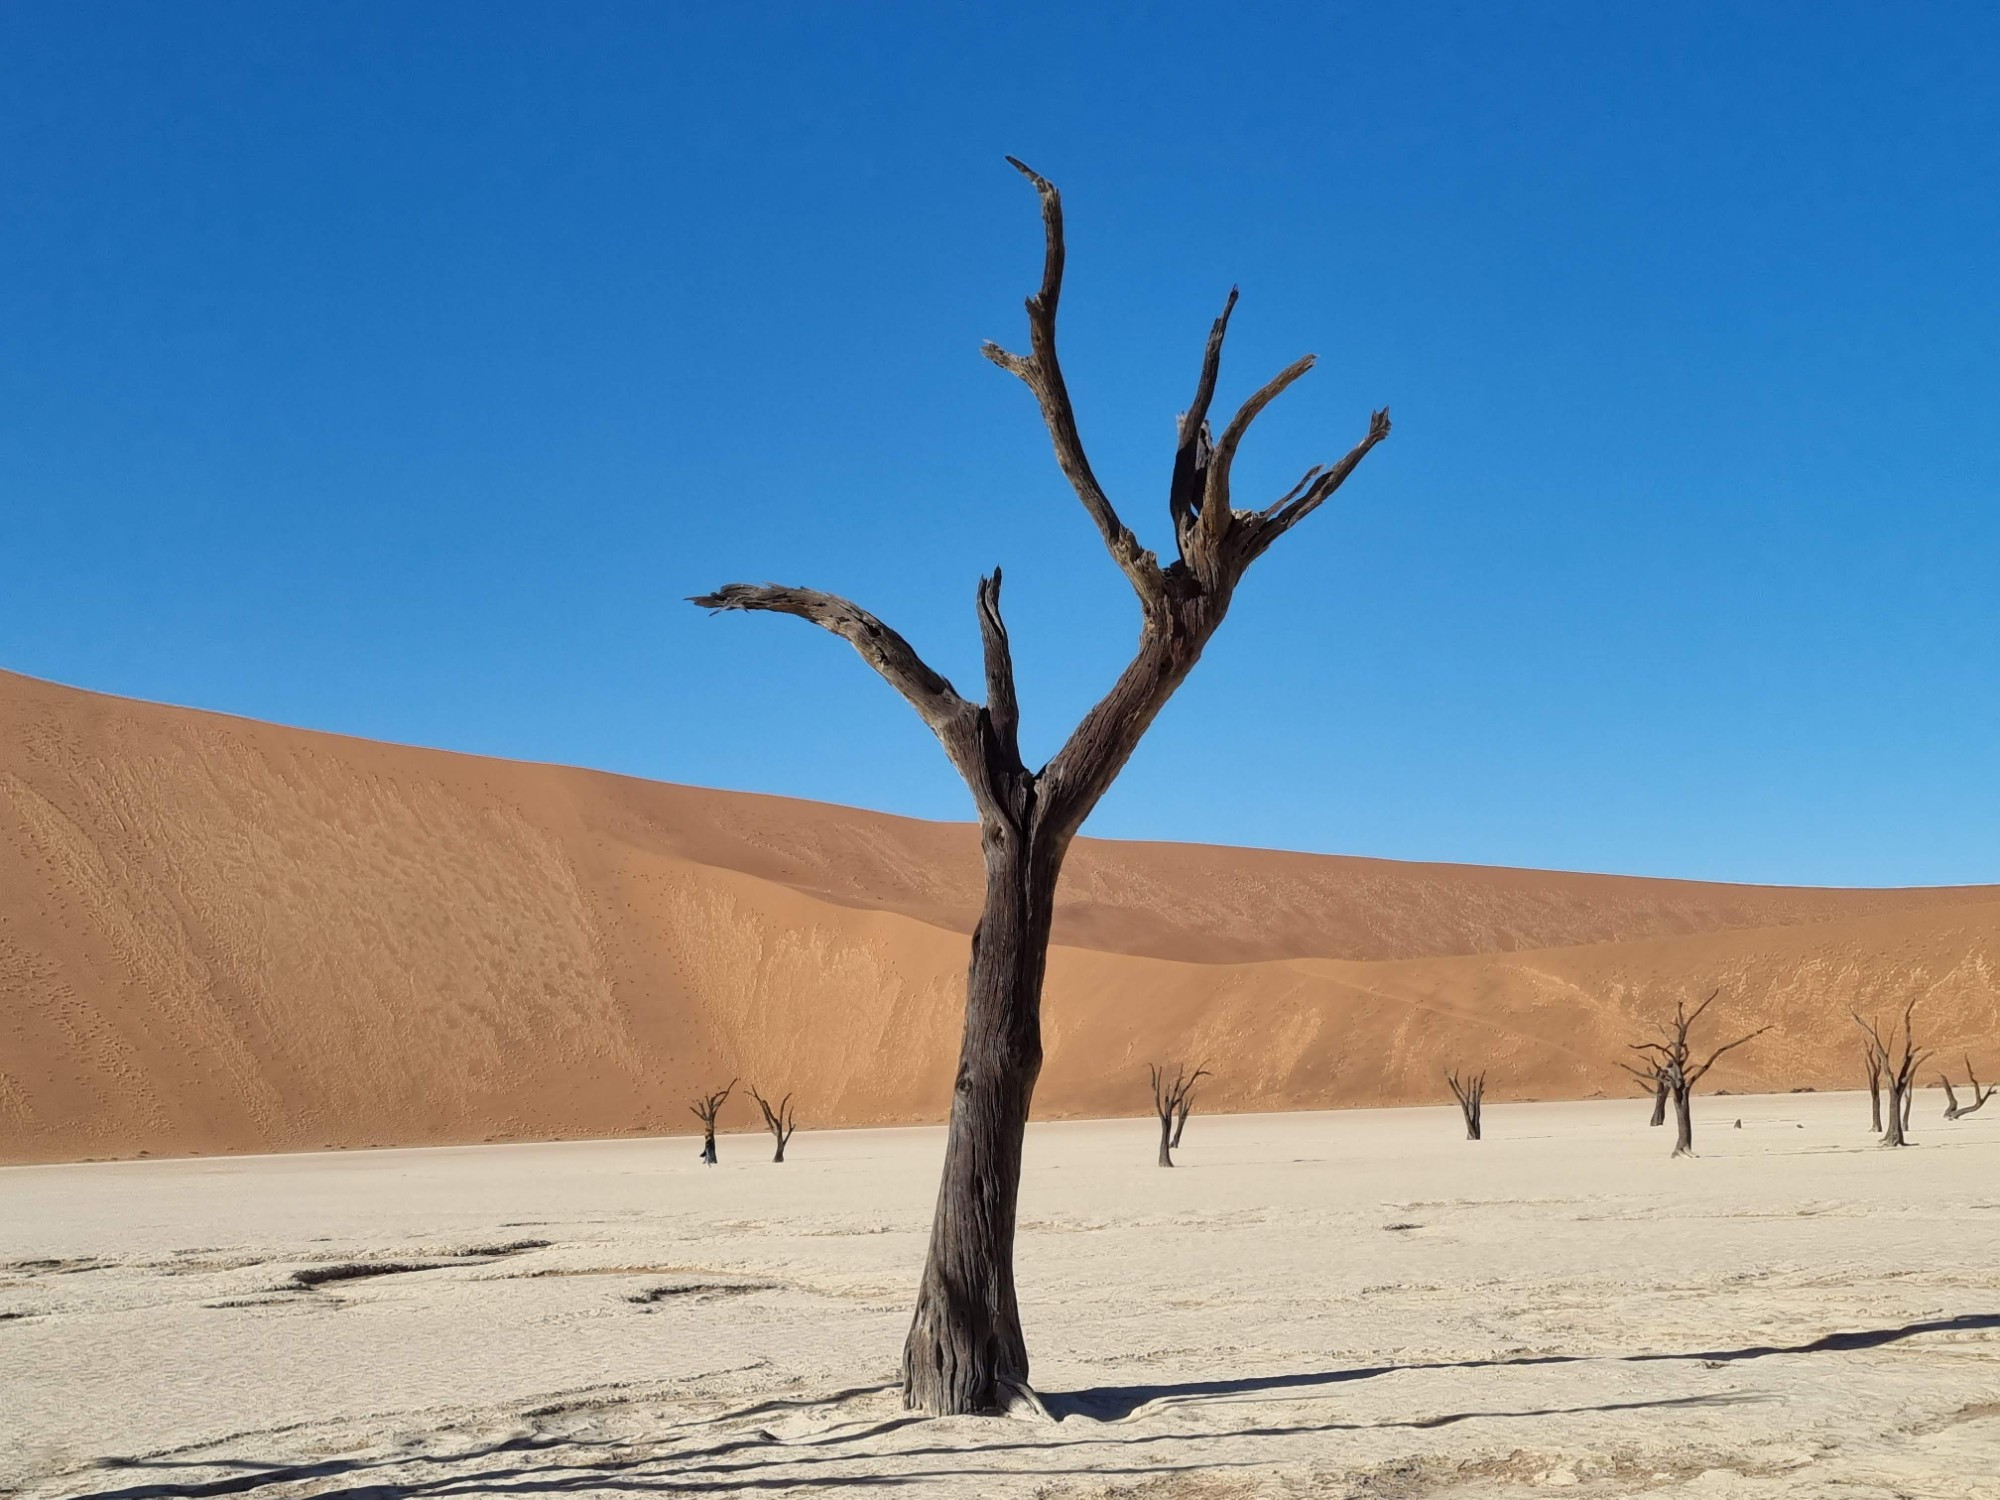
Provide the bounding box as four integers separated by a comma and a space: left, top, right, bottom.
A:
2, 666, 1995, 1164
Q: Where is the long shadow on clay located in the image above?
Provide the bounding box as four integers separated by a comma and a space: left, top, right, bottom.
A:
1045, 1311, 2000, 1421
62, 1395, 1752, 1500
57, 1314, 1997, 1500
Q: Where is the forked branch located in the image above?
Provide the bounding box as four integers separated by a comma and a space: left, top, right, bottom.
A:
690, 1078, 737, 1166
689, 583, 1015, 812
1939, 1055, 1993, 1120
1168, 289, 1238, 545
690, 1080, 735, 1127
747, 1084, 799, 1161
1149, 1061, 1211, 1167
983, 158, 1161, 603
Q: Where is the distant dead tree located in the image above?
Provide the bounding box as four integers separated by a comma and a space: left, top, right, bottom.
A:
690, 1080, 736, 1166
1853, 1002, 1926, 1148
1648, 1077, 1669, 1127
1863, 1045, 1884, 1132
1446, 1068, 1486, 1141
748, 1085, 799, 1161
1150, 1063, 1210, 1167
694, 160, 1390, 1413
1620, 992, 1769, 1158
1939, 1056, 1993, 1121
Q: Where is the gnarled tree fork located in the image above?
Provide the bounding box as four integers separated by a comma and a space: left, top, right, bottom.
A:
1854, 1001, 1926, 1147
1618, 991, 1768, 1158
691, 158, 1390, 1415
690, 1079, 735, 1166
1939, 1056, 1994, 1121
748, 1084, 799, 1161
1149, 1061, 1211, 1167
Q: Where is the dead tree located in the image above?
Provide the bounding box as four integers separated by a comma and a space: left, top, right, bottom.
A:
1939, 1056, 1993, 1121
1446, 1068, 1486, 1141
1648, 1076, 1669, 1127
1853, 1002, 1927, 1147
1170, 1080, 1197, 1150
690, 1080, 735, 1166
1150, 1063, 1210, 1166
693, 160, 1390, 1414
1620, 992, 1768, 1158
748, 1084, 799, 1161
1863, 1045, 1884, 1132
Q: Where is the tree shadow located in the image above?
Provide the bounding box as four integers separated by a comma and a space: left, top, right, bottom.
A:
56, 1313, 1996, 1500
63, 1393, 1758, 1500
1044, 1311, 2000, 1421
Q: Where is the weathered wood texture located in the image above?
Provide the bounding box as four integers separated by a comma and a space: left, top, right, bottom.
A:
693, 158, 1389, 1414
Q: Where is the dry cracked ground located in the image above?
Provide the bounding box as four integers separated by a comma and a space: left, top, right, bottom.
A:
3, 1096, 1997, 1498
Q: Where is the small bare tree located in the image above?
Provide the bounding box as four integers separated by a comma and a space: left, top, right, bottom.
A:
694, 160, 1390, 1413
690, 1080, 735, 1166
1149, 1063, 1210, 1167
1863, 1045, 1884, 1132
1938, 1056, 1993, 1121
747, 1085, 799, 1161
1620, 992, 1769, 1158
1853, 1003, 1926, 1147
1446, 1068, 1486, 1141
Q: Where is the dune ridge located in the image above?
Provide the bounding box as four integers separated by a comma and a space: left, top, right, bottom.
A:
2, 666, 1995, 1164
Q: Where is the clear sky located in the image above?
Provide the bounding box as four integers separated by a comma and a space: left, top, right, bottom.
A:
4, 3, 1997, 887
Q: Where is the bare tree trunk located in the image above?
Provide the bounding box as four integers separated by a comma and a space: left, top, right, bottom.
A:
700, 1127, 717, 1165
1170, 1096, 1191, 1150
1157, 1111, 1175, 1167
1901, 1081, 1913, 1134
1882, 1079, 1909, 1147
1865, 1051, 1883, 1132
1650, 1078, 1669, 1127
900, 829, 1055, 1415
1670, 1084, 1695, 1157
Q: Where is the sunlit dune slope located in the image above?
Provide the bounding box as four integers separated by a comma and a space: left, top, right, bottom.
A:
3, 666, 1995, 1163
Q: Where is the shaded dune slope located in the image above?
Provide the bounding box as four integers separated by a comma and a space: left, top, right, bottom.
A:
2, 667, 1995, 1163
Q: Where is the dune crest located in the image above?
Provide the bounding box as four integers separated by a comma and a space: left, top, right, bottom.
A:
2, 667, 1995, 1164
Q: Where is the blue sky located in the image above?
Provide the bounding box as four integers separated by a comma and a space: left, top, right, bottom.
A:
4, 3, 1997, 886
